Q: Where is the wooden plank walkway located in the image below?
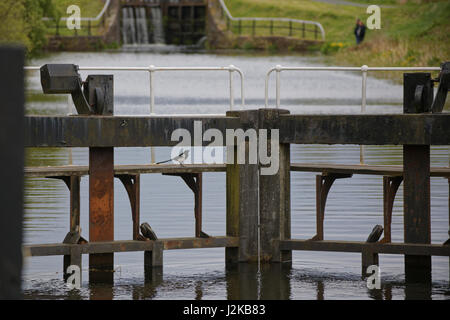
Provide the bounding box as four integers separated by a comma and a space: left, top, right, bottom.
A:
25, 163, 450, 177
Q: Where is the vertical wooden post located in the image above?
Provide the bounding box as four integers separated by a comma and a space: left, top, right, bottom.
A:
144, 241, 163, 283
0, 46, 25, 299
226, 110, 260, 264
258, 109, 291, 264
64, 175, 81, 281
403, 145, 431, 282
195, 173, 203, 238
403, 73, 432, 285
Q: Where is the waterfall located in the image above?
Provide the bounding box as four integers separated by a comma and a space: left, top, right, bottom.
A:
127, 7, 137, 44
121, 6, 165, 45
150, 7, 165, 44
135, 7, 149, 44
122, 7, 137, 44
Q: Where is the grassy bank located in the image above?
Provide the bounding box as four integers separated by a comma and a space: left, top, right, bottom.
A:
225, 0, 449, 78
45, 0, 105, 37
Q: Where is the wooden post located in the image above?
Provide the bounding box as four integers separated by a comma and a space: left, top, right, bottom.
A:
63, 175, 81, 281
403, 73, 432, 285
258, 109, 291, 264
144, 240, 163, 283
0, 46, 25, 299
226, 110, 260, 264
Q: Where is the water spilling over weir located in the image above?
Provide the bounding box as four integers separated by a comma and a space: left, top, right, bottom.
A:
120, 0, 206, 46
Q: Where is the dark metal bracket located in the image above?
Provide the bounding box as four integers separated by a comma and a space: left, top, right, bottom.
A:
311, 173, 352, 241
163, 172, 209, 238
115, 174, 141, 240
40, 64, 113, 115
380, 176, 403, 243
404, 61, 449, 114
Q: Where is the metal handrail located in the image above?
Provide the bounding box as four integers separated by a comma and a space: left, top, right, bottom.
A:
265, 65, 442, 110
42, 0, 111, 22
218, 0, 325, 40
24, 65, 245, 113
264, 65, 442, 164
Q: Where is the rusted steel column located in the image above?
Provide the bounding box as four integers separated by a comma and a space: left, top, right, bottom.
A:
226, 110, 260, 264
0, 47, 25, 299
89, 147, 114, 283
361, 248, 379, 277
258, 109, 291, 264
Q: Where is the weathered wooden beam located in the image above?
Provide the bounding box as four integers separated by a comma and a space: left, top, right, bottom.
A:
280, 114, 450, 145
24, 115, 239, 147
25, 113, 450, 147
25, 163, 227, 177
0, 46, 25, 299
25, 163, 450, 178
24, 237, 238, 257
279, 240, 450, 256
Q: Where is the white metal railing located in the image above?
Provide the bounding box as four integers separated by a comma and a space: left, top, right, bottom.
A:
265, 65, 442, 164
218, 0, 326, 40
265, 65, 442, 111
42, 0, 111, 22
24, 65, 245, 113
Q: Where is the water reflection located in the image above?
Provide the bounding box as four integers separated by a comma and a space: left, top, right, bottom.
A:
23, 262, 449, 300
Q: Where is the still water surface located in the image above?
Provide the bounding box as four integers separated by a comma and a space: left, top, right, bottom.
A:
23, 52, 449, 299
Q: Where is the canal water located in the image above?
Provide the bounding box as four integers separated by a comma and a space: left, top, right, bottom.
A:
23, 52, 449, 299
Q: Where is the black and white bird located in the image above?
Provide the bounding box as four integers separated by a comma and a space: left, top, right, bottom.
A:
157, 149, 189, 165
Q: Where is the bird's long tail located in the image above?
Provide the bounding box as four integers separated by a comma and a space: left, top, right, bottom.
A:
156, 159, 171, 164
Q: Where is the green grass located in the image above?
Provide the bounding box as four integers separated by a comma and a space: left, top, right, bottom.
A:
223, 0, 450, 72
45, 0, 105, 36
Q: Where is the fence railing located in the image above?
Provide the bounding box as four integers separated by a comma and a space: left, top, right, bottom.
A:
42, 0, 112, 36
216, 0, 325, 41
265, 65, 442, 164
265, 65, 442, 111
24, 64, 245, 114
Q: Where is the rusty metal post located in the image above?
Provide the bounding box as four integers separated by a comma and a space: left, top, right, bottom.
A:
403, 73, 432, 285
88, 74, 115, 283
0, 46, 25, 299
258, 109, 291, 264
89, 147, 114, 283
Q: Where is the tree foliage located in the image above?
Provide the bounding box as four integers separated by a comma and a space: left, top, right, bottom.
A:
0, 0, 60, 57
